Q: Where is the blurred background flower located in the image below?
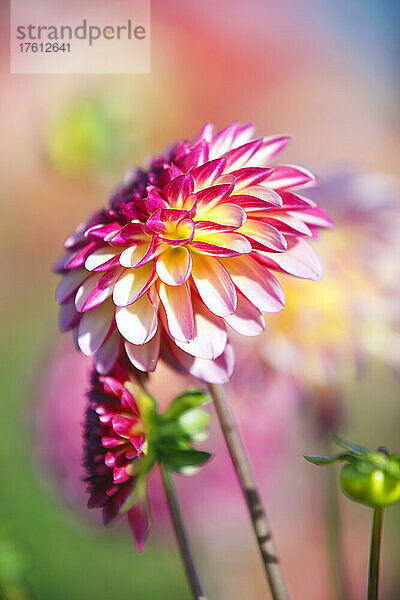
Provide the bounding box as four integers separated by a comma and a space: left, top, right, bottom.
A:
239, 171, 400, 433
1, 1, 400, 599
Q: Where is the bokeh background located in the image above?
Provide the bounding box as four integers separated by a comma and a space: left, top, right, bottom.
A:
1, 1, 399, 599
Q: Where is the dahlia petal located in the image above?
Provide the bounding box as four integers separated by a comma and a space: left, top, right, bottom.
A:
192, 122, 214, 144
223, 255, 285, 312
191, 255, 237, 317
125, 328, 160, 372
82, 268, 122, 312
163, 174, 195, 208
112, 415, 139, 438
129, 434, 145, 455
191, 157, 227, 189
64, 227, 86, 251
55, 268, 88, 304
115, 294, 158, 345
113, 263, 155, 307
195, 181, 236, 211
64, 242, 98, 269
175, 297, 227, 360
264, 165, 317, 190
86, 222, 121, 242
178, 140, 209, 171
144, 209, 168, 235
95, 330, 120, 374
246, 135, 292, 166
88, 489, 108, 509
99, 374, 124, 398
224, 292, 266, 336
121, 389, 141, 415
156, 247, 192, 286
280, 191, 316, 210
191, 231, 252, 257
53, 252, 71, 274
209, 123, 238, 159
75, 272, 103, 312
85, 247, 121, 271
295, 206, 335, 228
263, 214, 312, 237
231, 122, 256, 147
58, 300, 79, 332
198, 202, 247, 229
91, 255, 122, 273
102, 436, 125, 449
113, 466, 131, 484
158, 217, 195, 246
158, 282, 194, 342
258, 239, 323, 280
77, 300, 114, 356
230, 167, 274, 189
225, 138, 263, 170
230, 193, 283, 212
110, 222, 146, 246
239, 219, 288, 252
133, 237, 165, 268
234, 185, 283, 205
119, 242, 151, 268
168, 341, 235, 384
102, 498, 120, 524
146, 186, 169, 211
128, 504, 149, 552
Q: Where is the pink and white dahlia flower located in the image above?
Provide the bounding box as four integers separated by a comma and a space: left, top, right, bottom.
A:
55, 123, 332, 383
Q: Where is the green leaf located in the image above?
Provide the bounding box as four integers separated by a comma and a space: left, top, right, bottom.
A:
331, 433, 368, 455
161, 448, 211, 472
304, 452, 355, 466
156, 408, 210, 440
177, 408, 210, 434
162, 389, 210, 421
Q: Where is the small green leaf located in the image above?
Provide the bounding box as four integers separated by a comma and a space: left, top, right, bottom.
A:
177, 408, 210, 434
162, 389, 210, 421
304, 452, 354, 466
331, 433, 368, 455
156, 408, 210, 440
161, 448, 211, 472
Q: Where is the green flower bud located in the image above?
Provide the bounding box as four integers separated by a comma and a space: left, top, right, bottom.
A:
340, 460, 400, 507
305, 435, 400, 508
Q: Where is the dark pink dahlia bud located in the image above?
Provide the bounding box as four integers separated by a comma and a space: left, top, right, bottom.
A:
84, 362, 149, 550
56, 122, 333, 382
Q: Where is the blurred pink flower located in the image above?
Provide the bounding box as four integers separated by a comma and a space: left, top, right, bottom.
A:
55, 122, 332, 383
233, 172, 400, 432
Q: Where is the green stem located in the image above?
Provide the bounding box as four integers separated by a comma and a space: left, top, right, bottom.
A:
207, 383, 290, 600
160, 464, 208, 600
368, 507, 383, 600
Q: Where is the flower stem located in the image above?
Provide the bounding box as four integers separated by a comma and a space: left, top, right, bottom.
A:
207, 383, 290, 600
160, 464, 208, 600
368, 506, 383, 600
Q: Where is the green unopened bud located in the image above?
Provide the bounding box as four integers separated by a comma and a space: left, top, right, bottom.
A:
305, 435, 400, 508
340, 456, 400, 507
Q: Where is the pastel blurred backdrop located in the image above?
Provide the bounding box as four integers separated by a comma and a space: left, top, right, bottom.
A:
1, 1, 399, 599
